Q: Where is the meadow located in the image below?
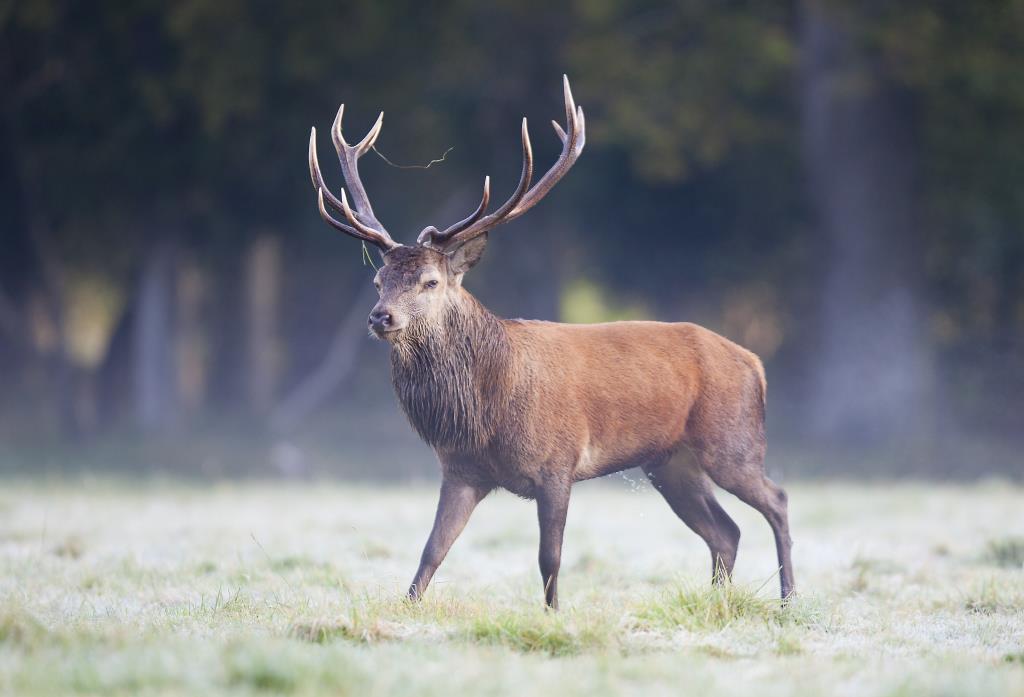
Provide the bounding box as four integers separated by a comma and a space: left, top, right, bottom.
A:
0, 476, 1022, 696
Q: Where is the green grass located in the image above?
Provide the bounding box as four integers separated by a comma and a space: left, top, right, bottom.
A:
962, 578, 1024, 615
0, 478, 1022, 695
464, 605, 616, 655
984, 536, 1024, 569
632, 579, 824, 631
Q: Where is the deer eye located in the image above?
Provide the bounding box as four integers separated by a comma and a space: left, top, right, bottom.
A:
424, 279, 439, 289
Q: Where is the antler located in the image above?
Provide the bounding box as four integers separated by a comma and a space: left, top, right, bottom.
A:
419, 75, 586, 249
309, 105, 399, 252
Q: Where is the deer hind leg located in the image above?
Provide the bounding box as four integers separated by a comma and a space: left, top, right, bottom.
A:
643, 457, 741, 584
702, 444, 795, 600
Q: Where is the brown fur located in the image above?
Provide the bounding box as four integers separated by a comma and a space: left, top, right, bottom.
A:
309, 80, 792, 607
370, 245, 795, 608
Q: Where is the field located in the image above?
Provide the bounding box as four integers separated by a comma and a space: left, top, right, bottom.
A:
0, 477, 1022, 696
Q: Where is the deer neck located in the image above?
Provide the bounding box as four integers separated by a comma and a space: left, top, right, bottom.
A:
390, 290, 513, 452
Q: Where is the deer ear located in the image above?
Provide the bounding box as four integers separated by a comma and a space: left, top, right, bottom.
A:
447, 233, 488, 276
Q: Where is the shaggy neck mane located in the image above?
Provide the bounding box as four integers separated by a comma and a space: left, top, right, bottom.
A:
390, 290, 513, 452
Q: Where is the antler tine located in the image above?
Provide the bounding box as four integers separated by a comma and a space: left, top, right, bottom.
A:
356, 111, 384, 157
490, 118, 535, 220
503, 78, 585, 224
424, 76, 585, 249
317, 189, 376, 244
575, 106, 586, 150
338, 189, 394, 243
309, 127, 350, 215
309, 111, 398, 252
421, 177, 491, 244
551, 120, 567, 143
435, 118, 533, 246
562, 73, 576, 132
330, 104, 394, 239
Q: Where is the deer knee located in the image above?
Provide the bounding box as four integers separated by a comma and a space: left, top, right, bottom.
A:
774, 485, 789, 509
768, 484, 790, 521
757, 482, 792, 542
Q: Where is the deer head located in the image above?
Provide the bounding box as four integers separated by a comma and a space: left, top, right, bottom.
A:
308, 76, 585, 341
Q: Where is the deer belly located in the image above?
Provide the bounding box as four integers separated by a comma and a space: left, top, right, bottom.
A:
572, 440, 679, 482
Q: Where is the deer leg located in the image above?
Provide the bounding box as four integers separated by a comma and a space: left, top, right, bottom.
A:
407, 477, 488, 600
718, 472, 794, 600
643, 460, 741, 583
536, 482, 571, 610
705, 450, 795, 600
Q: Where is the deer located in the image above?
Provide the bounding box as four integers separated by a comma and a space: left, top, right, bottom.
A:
307, 76, 794, 608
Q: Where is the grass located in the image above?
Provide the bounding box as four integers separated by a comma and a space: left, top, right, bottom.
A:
984, 536, 1024, 569
634, 580, 801, 631
962, 579, 1024, 615
0, 478, 1022, 695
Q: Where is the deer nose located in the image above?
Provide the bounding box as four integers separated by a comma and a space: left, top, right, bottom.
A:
368, 308, 393, 331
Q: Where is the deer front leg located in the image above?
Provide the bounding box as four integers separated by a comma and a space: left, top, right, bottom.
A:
407, 477, 488, 600
536, 482, 571, 610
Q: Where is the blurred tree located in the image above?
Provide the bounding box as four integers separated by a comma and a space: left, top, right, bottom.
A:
799, 0, 930, 444
0, 0, 1021, 472
867, 0, 1024, 436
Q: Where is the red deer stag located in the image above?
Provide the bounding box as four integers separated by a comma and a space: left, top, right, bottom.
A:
308, 76, 794, 608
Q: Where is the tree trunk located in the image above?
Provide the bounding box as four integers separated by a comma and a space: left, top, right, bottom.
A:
799, 1, 930, 444
176, 256, 208, 417
134, 240, 178, 432
244, 234, 282, 415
